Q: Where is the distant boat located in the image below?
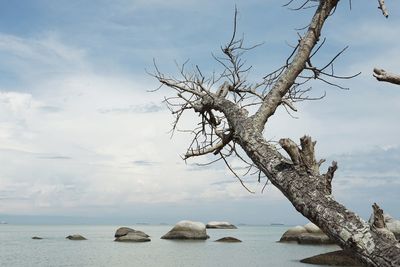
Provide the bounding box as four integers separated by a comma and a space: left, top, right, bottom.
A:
0, 221, 7, 224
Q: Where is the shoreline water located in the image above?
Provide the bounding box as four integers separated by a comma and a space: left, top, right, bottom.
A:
0, 224, 339, 267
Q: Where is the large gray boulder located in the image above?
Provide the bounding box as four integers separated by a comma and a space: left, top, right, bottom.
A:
66, 234, 86, 240
369, 213, 400, 240
115, 232, 150, 242
280, 225, 308, 242
300, 250, 362, 266
206, 221, 237, 229
161, 220, 209, 240
114, 227, 150, 242
280, 222, 335, 244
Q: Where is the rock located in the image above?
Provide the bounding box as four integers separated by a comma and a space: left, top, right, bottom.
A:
115, 232, 151, 242
114, 227, 150, 238
300, 250, 362, 266
161, 220, 209, 240
369, 213, 400, 240
280, 223, 334, 244
32, 236, 43, 240
386, 216, 400, 240
114, 227, 150, 242
66, 234, 87, 240
279, 225, 308, 242
206, 221, 237, 229
297, 233, 335, 245
215, 237, 242, 242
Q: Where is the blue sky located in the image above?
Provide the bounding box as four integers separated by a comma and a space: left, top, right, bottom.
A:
0, 0, 399, 225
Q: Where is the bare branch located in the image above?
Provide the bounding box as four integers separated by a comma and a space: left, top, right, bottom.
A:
220, 152, 255, 194
373, 68, 400, 85
253, 0, 339, 132
281, 99, 298, 112
325, 161, 337, 194
279, 138, 301, 165
377, 0, 389, 18
372, 203, 386, 229
184, 133, 233, 159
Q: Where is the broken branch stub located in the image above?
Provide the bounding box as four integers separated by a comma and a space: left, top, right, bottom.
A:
372, 203, 386, 229
325, 161, 338, 195
373, 68, 400, 85
279, 135, 322, 176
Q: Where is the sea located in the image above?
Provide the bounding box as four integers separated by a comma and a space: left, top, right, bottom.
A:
0, 224, 341, 267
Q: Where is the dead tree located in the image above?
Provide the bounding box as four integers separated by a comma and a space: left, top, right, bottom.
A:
153, 1, 400, 266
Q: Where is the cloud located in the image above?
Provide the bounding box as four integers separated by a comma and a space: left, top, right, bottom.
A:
39, 106, 63, 113
324, 146, 400, 218
37, 156, 72, 160
98, 103, 164, 114
0, 33, 88, 86
132, 160, 158, 166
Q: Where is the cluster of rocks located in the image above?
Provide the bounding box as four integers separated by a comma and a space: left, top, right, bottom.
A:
280, 213, 400, 266
161, 220, 241, 242
31, 220, 241, 243
27, 214, 400, 266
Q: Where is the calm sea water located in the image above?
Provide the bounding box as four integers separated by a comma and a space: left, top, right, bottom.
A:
0, 225, 340, 267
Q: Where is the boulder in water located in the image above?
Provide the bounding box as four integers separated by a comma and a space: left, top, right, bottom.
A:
161, 220, 209, 240
215, 237, 242, 243
279, 223, 335, 244
66, 234, 86, 240
115, 232, 150, 242
206, 221, 237, 229
300, 250, 362, 266
114, 227, 150, 242
279, 225, 308, 242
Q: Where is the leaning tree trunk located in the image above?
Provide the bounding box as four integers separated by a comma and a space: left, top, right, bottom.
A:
238, 126, 400, 267
206, 96, 400, 267
155, 0, 400, 265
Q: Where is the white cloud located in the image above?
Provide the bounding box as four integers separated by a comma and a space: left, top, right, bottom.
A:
0, 33, 88, 79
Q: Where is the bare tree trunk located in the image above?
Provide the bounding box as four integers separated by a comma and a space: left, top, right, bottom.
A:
238, 131, 400, 267
154, 0, 400, 265
204, 97, 400, 267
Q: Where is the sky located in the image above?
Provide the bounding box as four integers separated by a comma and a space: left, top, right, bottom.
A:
0, 0, 399, 225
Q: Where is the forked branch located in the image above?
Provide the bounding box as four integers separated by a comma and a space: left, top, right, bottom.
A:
279, 135, 324, 176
